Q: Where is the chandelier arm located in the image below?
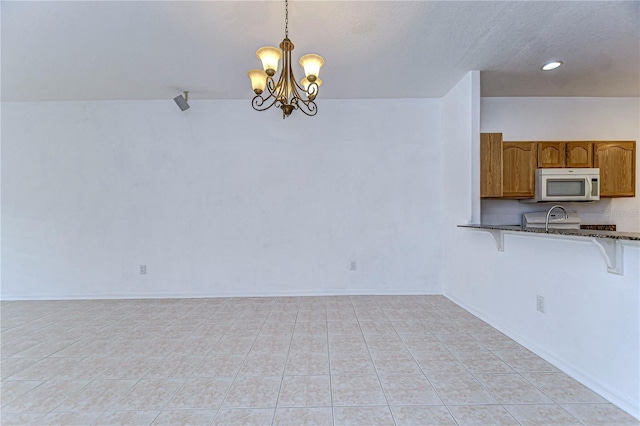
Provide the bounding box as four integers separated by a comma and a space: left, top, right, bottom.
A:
265, 76, 277, 94
284, 52, 310, 103
288, 78, 305, 101
304, 82, 319, 100
251, 76, 283, 111
290, 73, 306, 93
251, 94, 280, 112
283, 46, 293, 102
273, 53, 290, 103
289, 91, 304, 106
294, 99, 318, 116
287, 67, 319, 101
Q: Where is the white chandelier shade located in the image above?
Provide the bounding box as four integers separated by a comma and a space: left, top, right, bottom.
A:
256, 47, 282, 75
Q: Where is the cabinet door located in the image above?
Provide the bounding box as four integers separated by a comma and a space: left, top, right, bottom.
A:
503, 142, 537, 198
566, 142, 593, 168
480, 133, 503, 198
594, 142, 636, 197
538, 142, 565, 168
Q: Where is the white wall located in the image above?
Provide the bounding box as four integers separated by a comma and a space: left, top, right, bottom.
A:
444, 94, 640, 418
481, 97, 640, 232
441, 71, 481, 264
1, 99, 443, 299
442, 71, 482, 223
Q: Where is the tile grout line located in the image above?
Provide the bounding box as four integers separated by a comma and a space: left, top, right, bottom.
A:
175, 302, 241, 423
319, 301, 335, 426
449, 328, 565, 410
95, 302, 176, 426
427, 305, 566, 425
215, 299, 274, 419
3, 303, 102, 422
270, 299, 301, 426
352, 296, 398, 425
435, 304, 523, 424
407, 302, 463, 425
154, 300, 233, 426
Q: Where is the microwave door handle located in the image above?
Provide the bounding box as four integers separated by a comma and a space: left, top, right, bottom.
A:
586, 177, 592, 200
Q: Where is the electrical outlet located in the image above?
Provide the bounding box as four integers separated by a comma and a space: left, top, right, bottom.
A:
140, 265, 147, 275
536, 295, 545, 313
349, 260, 357, 271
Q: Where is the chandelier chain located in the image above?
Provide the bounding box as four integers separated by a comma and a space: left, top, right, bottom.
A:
285, 0, 288, 38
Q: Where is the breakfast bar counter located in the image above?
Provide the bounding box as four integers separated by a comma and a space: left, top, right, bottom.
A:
458, 224, 640, 241
459, 224, 640, 275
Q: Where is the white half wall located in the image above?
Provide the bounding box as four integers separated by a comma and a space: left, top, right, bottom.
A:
446, 231, 640, 419
481, 97, 640, 232
444, 93, 640, 418
1, 99, 443, 299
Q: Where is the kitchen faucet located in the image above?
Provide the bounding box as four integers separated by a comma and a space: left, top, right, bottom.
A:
545, 205, 569, 232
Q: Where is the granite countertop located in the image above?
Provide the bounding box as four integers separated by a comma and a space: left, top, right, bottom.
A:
459, 224, 640, 241
579, 224, 616, 231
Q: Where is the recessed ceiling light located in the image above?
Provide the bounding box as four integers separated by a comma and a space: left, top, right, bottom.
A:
541, 61, 563, 71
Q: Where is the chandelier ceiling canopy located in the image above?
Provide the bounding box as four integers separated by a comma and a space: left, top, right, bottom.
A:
247, 0, 324, 119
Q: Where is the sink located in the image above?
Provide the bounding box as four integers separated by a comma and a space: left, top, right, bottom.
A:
523, 211, 581, 230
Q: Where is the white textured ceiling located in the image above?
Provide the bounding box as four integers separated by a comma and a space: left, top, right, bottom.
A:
2, 1, 639, 101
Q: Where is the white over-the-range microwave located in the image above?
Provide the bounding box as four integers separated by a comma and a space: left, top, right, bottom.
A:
521, 168, 600, 203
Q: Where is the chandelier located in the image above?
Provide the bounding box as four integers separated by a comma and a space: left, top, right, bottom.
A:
247, 0, 324, 119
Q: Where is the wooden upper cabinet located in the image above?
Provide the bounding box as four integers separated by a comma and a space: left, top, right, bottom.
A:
502, 142, 537, 198
594, 142, 636, 197
566, 142, 593, 168
480, 133, 503, 198
538, 141, 593, 168
479, 135, 635, 199
538, 142, 566, 168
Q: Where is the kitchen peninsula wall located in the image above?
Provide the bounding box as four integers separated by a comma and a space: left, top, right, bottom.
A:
480, 97, 640, 232
447, 85, 640, 418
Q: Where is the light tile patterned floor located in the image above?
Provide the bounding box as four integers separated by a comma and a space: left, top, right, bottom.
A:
1, 296, 637, 425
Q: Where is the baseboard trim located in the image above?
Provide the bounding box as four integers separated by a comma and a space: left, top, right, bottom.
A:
445, 292, 640, 421
0, 289, 441, 301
